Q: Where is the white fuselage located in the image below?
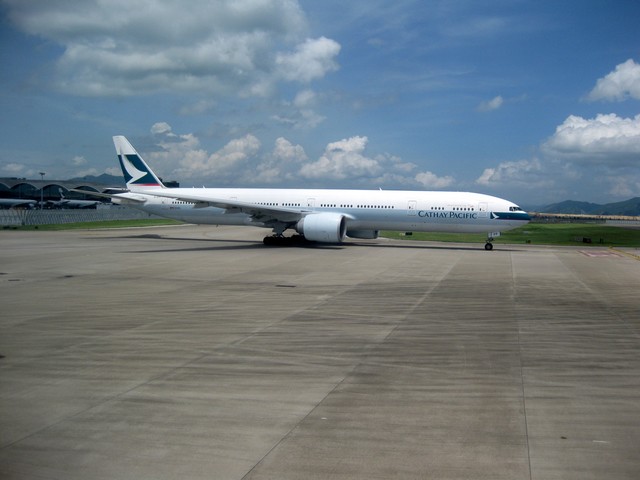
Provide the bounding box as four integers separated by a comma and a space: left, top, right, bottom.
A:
113, 188, 529, 234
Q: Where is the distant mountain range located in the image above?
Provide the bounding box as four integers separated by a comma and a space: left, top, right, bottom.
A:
69, 173, 125, 185
535, 197, 640, 216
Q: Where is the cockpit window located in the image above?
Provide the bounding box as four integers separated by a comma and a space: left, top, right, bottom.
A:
509, 206, 523, 212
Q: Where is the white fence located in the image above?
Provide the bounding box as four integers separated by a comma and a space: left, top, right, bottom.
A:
0, 206, 160, 226
606, 219, 640, 227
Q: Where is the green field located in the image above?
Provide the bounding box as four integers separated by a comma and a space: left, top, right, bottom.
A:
4, 219, 640, 247
382, 223, 640, 248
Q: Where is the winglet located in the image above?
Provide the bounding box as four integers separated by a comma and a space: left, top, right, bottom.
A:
113, 136, 165, 191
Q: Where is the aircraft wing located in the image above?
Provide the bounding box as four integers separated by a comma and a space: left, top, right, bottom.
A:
70, 189, 148, 204
148, 190, 310, 223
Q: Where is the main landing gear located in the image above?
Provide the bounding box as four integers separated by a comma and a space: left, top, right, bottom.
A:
263, 234, 309, 246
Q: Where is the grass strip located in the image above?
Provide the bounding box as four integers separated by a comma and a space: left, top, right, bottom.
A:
5, 219, 640, 247
382, 223, 640, 247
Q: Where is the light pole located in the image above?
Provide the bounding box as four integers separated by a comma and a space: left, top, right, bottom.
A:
39, 172, 45, 209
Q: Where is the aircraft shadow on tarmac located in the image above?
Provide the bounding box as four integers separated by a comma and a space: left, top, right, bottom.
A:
94, 234, 344, 253
93, 233, 521, 253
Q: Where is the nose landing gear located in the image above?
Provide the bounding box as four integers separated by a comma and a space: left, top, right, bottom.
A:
485, 231, 500, 250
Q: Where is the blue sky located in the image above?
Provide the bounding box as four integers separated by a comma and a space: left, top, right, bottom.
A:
1, 0, 639, 205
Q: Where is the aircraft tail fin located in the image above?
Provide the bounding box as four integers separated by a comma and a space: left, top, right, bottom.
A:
113, 136, 165, 192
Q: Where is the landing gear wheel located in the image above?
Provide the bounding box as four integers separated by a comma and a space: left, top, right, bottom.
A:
263, 236, 278, 246
263, 235, 309, 246
484, 242, 493, 251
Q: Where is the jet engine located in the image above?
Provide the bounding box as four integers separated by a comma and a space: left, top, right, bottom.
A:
296, 213, 347, 243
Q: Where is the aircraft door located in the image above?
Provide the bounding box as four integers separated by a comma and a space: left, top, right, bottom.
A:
407, 200, 417, 215
478, 202, 488, 217
307, 198, 315, 208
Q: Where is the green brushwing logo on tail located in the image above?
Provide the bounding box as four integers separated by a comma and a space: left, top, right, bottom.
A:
118, 153, 162, 187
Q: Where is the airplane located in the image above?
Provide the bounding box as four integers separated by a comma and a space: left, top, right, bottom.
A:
85, 135, 531, 250
0, 198, 37, 209
46, 189, 102, 209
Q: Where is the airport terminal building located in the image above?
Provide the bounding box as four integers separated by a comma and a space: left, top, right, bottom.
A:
0, 177, 126, 208
0, 177, 162, 226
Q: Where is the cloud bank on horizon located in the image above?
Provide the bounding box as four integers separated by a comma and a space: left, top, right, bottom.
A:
1, 0, 639, 204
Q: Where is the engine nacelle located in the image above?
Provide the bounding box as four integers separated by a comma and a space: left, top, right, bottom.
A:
347, 229, 379, 239
296, 213, 347, 243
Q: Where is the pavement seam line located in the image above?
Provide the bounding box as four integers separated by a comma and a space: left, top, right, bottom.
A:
238, 253, 462, 479
512, 252, 534, 480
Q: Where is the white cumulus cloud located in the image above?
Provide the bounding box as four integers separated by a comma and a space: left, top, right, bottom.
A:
254, 137, 308, 183
3, 0, 340, 97
477, 95, 504, 112
299, 136, 381, 180
131, 124, 457, 189
415, 171, 454, 188
275, 37, 341, 83
587, 59, 640, 101
272, 137, 308, 163
607, 175, 640, 199
272, 89, 326, 129
542, 113, 640, 165
151, 122, 175, 136
145, 123, 261, 181
0, 162, 26, 175
476, 158, 544, 187
293, 89, 317, 107
175, 134, 261, 180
